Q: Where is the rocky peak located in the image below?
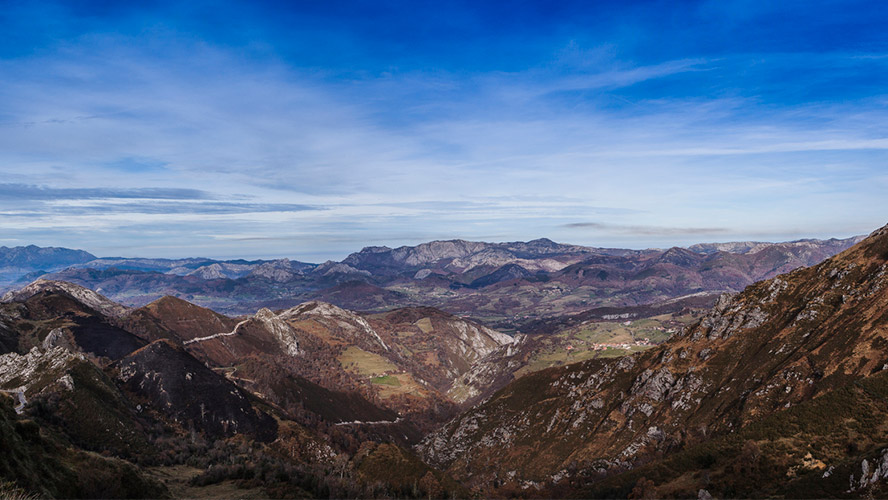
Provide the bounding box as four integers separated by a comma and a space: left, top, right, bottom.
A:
252, 307, 300, 356
312, 261, 371, 277
356, 245, 393, 254
655, 247, 704, 267
248, 258, 301, 281
282, 301, 388, 351
1, 279, 129, 318
392, 240, 489, 267
187, 263, 226, 280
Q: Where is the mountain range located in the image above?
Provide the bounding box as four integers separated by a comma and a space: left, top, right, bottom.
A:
2, 228, 888, 498
0, 236, 863, 324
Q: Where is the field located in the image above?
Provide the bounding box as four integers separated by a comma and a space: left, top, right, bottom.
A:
374, 373, 428, 399
371, 375, 401, 386
516, 312, 697, 376
338, 346, 398, 377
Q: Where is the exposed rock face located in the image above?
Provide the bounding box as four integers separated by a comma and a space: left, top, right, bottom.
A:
689, 236, 867, 256
187, 263, 227, 280
254, 307, 301, 356
0, 346, 85, 394
851, 449, 888, 492
361, 306, 517, 394
284, 301, 389, 351
182, 261, 259, 279
248, 258, 307, 281
693, 291, 769, 341
311, 261, 372, 278
42, 328, 67, 349
2, 279, 129, 318
418, 223, 888, 490
445, 317, 514, 362
446, 334, 529, 404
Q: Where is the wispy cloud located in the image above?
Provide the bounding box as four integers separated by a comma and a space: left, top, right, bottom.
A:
0, 183, 210, 201
0, 201, 321, 216
563, 222, 730, 236
0, 1, 885, 258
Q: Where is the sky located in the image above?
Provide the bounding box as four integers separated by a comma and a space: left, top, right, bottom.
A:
1, 0, 887, 261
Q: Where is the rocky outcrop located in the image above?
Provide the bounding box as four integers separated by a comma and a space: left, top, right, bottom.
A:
850, 449, 888, 492
311, 261, 371, 278
0, 346, 88, 415
2, 279, 129, 317
248, 258, 308, 281
283, 301, 388, 351
254, 307, 301, 356
692, 292, 769, 341
446, 334, 528, 404
343, 239, 593, 275
187, 263, 227, 280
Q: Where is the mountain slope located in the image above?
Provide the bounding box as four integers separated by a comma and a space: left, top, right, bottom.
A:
0, 285, 145, 361
418, 224, 888, 493
0, 393, 167, 499
122, 295, 239, 344
179, 300, 515, 428
116, 294, 516, 434
114, 339, 278, 442
582, 367, 888, 498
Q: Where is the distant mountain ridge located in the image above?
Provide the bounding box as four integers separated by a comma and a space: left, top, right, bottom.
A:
688, 236, 866, 255
342, 238, 611, 274
0, 245, 96, 286
0, 235, 864, 321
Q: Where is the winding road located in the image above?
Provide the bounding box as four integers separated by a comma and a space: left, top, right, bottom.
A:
334, 417, 403, 426
183, 318, 250, 345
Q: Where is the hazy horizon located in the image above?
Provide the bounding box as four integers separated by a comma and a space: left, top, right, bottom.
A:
0, 231, 870, 264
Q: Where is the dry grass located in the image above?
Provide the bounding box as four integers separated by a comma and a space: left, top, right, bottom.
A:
0, 481, 39, 500
414, 317, 433, 334
338, 346, 398, 377
287, 318, 345, 345
375, 373, 428, 399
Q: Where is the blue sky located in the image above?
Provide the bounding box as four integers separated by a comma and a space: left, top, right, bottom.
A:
1, 0, 887, 261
